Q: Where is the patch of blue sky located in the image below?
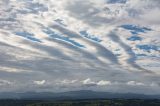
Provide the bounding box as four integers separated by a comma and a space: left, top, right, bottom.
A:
79, 30, 102, 42
136, 54, 160, 58
136, 54, 147, 57
130, 31, 138, 35
120, 24, 152, 34
43, 28, 84, 48
136, 44, 160, 52
15, 32, 42, 43
127, 36, 142, 41
107, 0, 127, 4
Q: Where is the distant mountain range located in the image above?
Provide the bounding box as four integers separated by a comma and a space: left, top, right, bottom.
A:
0, 90, 160, 100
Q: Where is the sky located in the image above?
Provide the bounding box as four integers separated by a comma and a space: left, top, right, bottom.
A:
0, 0, 160, 95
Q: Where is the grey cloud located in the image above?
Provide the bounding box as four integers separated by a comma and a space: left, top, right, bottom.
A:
65, 0, 114, 26
108, 31, 153, 73
0, 0, 159, 94
51, 24, 119, 64
17, 1, 48, 14
0, 38, 158, 93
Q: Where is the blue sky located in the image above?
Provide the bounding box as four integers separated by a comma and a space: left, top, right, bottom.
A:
0, 0, 160, 94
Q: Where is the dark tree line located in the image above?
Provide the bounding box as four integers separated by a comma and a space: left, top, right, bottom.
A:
0, 99, 160, 106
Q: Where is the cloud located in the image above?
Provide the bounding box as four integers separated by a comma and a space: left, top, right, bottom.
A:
0, 0, 159, 94
97, 80, 111, 86
82, 78, 96, 85
126, 81, 145, 86
34, 80, 46, 85
0, 79, 12, 86
58, 79, 78, 85
82, 78, 111, 86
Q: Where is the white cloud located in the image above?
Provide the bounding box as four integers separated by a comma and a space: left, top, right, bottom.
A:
127, 81, 145, 86
82, 79, 111, 86
58, 79, 78, 85
34, 80, 46, 85
97, 80, 111, 86
82, 78, 96, 85
0, 66, 31, 73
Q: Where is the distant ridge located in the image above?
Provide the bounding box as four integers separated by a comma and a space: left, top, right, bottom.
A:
0, 90, 160, 100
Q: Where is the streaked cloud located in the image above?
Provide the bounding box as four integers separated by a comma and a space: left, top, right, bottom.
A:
126, 81, 145, 86
0, 0, 159, 94
0, 79, 12, 86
